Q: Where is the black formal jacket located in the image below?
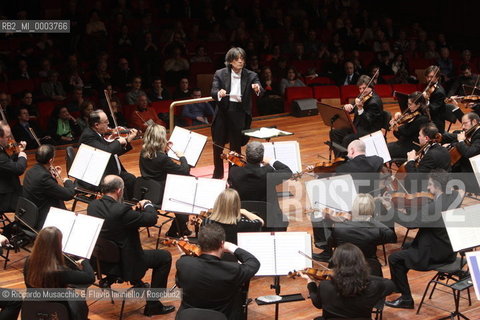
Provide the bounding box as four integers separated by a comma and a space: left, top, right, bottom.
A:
454, 128, 480, 172
405, 143, 451, 173
176, 248, 260, 320
228, 161, 292, 202
87, 196, 158, 281
336, 154, 384, 194
11, 121, 44, 150
398, 192, 459, 270
79, 127, 132, 177
211, 67, 263, 116
352, 92, 384, 133
139, 152, 190, 200
393, 114, 430, 144
0, 148, 26, 212
307, 275, 395, 319
22, 163, 75, 229
428, 84, 446, 131
328, 220, 397, 277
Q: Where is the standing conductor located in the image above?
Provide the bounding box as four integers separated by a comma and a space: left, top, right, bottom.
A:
211, 47, 263, 179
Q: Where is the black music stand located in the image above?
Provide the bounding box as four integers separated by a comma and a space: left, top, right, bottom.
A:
317, 102, 355, 160
393, 91, 409, 113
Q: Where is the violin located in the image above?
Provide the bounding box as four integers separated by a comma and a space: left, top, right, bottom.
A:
292, 158, 346, 180
4, 138, 21, 156
221, 151, 247, 167
445, 95, 480, 104
103, 126, 138, 142
396, 133, 442, 175
355, 90, 373, 107
161, 238, 201, 256
321, 207, 352, 222
288, 268, 333, 281
190, 209, 212, 227
389, 110, 421, 131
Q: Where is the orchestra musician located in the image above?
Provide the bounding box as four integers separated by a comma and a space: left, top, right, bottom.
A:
330, 75, 384, 155
0, 121, 27, 214
202, 188, 264, 244
423, 65, 447, 133
211, 47, 263, 179
139, 123, 191, 237
387, 91, 430, 159
22, 144, 75, 229
24, 227, 95, 320
176, 223, 260, 320
325, 194, 397, 277
0, 233, 21, 319
87, 175, 175, 316
385, 170, 459, 309
301, 243, 395, 319
78, 110, 138, 200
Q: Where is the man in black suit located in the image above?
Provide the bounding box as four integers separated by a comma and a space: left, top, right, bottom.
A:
405, 123, 450, 192
334, 61, 360, 86
0, 122, 27, 213
78, 110, 138, 199
336, 140, 384, 178
330, 75, 384, 156
424, 65, 447, 133
176, 223, 260, 320
385, 171, 459, 309
22, 144, 75, 229
87, 175, 175, 316
228, 141, 292, 230
11, 107, 53, 150
211, 47, 263, 179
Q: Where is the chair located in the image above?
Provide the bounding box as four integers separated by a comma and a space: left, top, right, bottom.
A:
176, 308, 227, 320
240, 201, 288, 232
416, 254, 472, 319
21, 301, 70, 320
374, 84, 393, 98
65, 146, 98, 212
133, 177, 175, 249
339, 85, 359, 104
91, 237, 135, 320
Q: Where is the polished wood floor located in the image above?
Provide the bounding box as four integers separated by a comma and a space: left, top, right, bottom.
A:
3, 99, 480, 319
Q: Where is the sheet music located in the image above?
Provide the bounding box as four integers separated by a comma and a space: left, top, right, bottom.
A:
167, 126, 207, 167
442, 204, 480, 252
42, 207, 104, 259
470, 155, 480, 189
238, 232, 312, 276
68, 144, 111, 186
359, 130, 390, 163
244, 127, 292, 139
263, 141, 302, 173
305, 175, 357, 219
162, 174, 226, 214
466, 251, 480, 300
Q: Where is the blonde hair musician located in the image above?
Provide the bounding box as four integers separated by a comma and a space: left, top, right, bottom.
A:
204, 189, 264, 244
351, 193, 376, 222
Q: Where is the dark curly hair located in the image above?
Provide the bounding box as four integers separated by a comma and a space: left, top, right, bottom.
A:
331, 243, 369, 297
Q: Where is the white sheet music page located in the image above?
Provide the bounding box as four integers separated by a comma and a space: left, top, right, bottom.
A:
238, 232, 276, 276
42, 207, 76, 250
305, 175, 357, 220
442, 204, 480, 252
359, 130, 390, 163
68, 144, 111, 186
167, 126, 207, 167
273, 232, 312, 275
193, 178, 227, 213
263, 141, 302, 173
63, 214, 104, 259
466, 251, 480, 300
470, 154, 480, 189
244, 127, 292, 139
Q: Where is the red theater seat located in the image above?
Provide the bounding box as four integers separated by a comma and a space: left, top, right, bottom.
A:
284, 86, 314, 113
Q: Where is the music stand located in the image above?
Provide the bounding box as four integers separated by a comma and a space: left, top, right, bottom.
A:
462, 84, 480, 96
393, 91, 409, 113
317, 102, 355, 160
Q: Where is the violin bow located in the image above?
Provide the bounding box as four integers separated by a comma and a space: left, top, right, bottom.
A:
417, 66, 440, 103
104, 89, 120, 137
28, 127, 42, 148
298, 250, 330, 268
472, 75, 480, 95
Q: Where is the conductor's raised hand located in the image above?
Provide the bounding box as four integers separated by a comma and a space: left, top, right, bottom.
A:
252, 83, 261, 95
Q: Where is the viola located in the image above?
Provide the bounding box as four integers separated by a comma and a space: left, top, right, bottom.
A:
161, 238, 201, 256
288, 268, 333, 281
390, 192, 434, 208
221, 152, 246, 167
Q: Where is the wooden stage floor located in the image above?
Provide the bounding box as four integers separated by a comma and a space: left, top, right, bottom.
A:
3, 100, 480, 319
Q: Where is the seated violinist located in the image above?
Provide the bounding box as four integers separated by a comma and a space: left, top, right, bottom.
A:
324, 194, 397, 276
139, 124, 191, 237
301, 243, 395, 319
129, 94, 166, 131
78, 110, 138, 200
330, 75, 384, 156
176, 223, 260, 320
404, 123, 450, 192
387, 91, 430, 159
385, 170, 460, 309
202, 189, 264, 244
423, 65, 447, 133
